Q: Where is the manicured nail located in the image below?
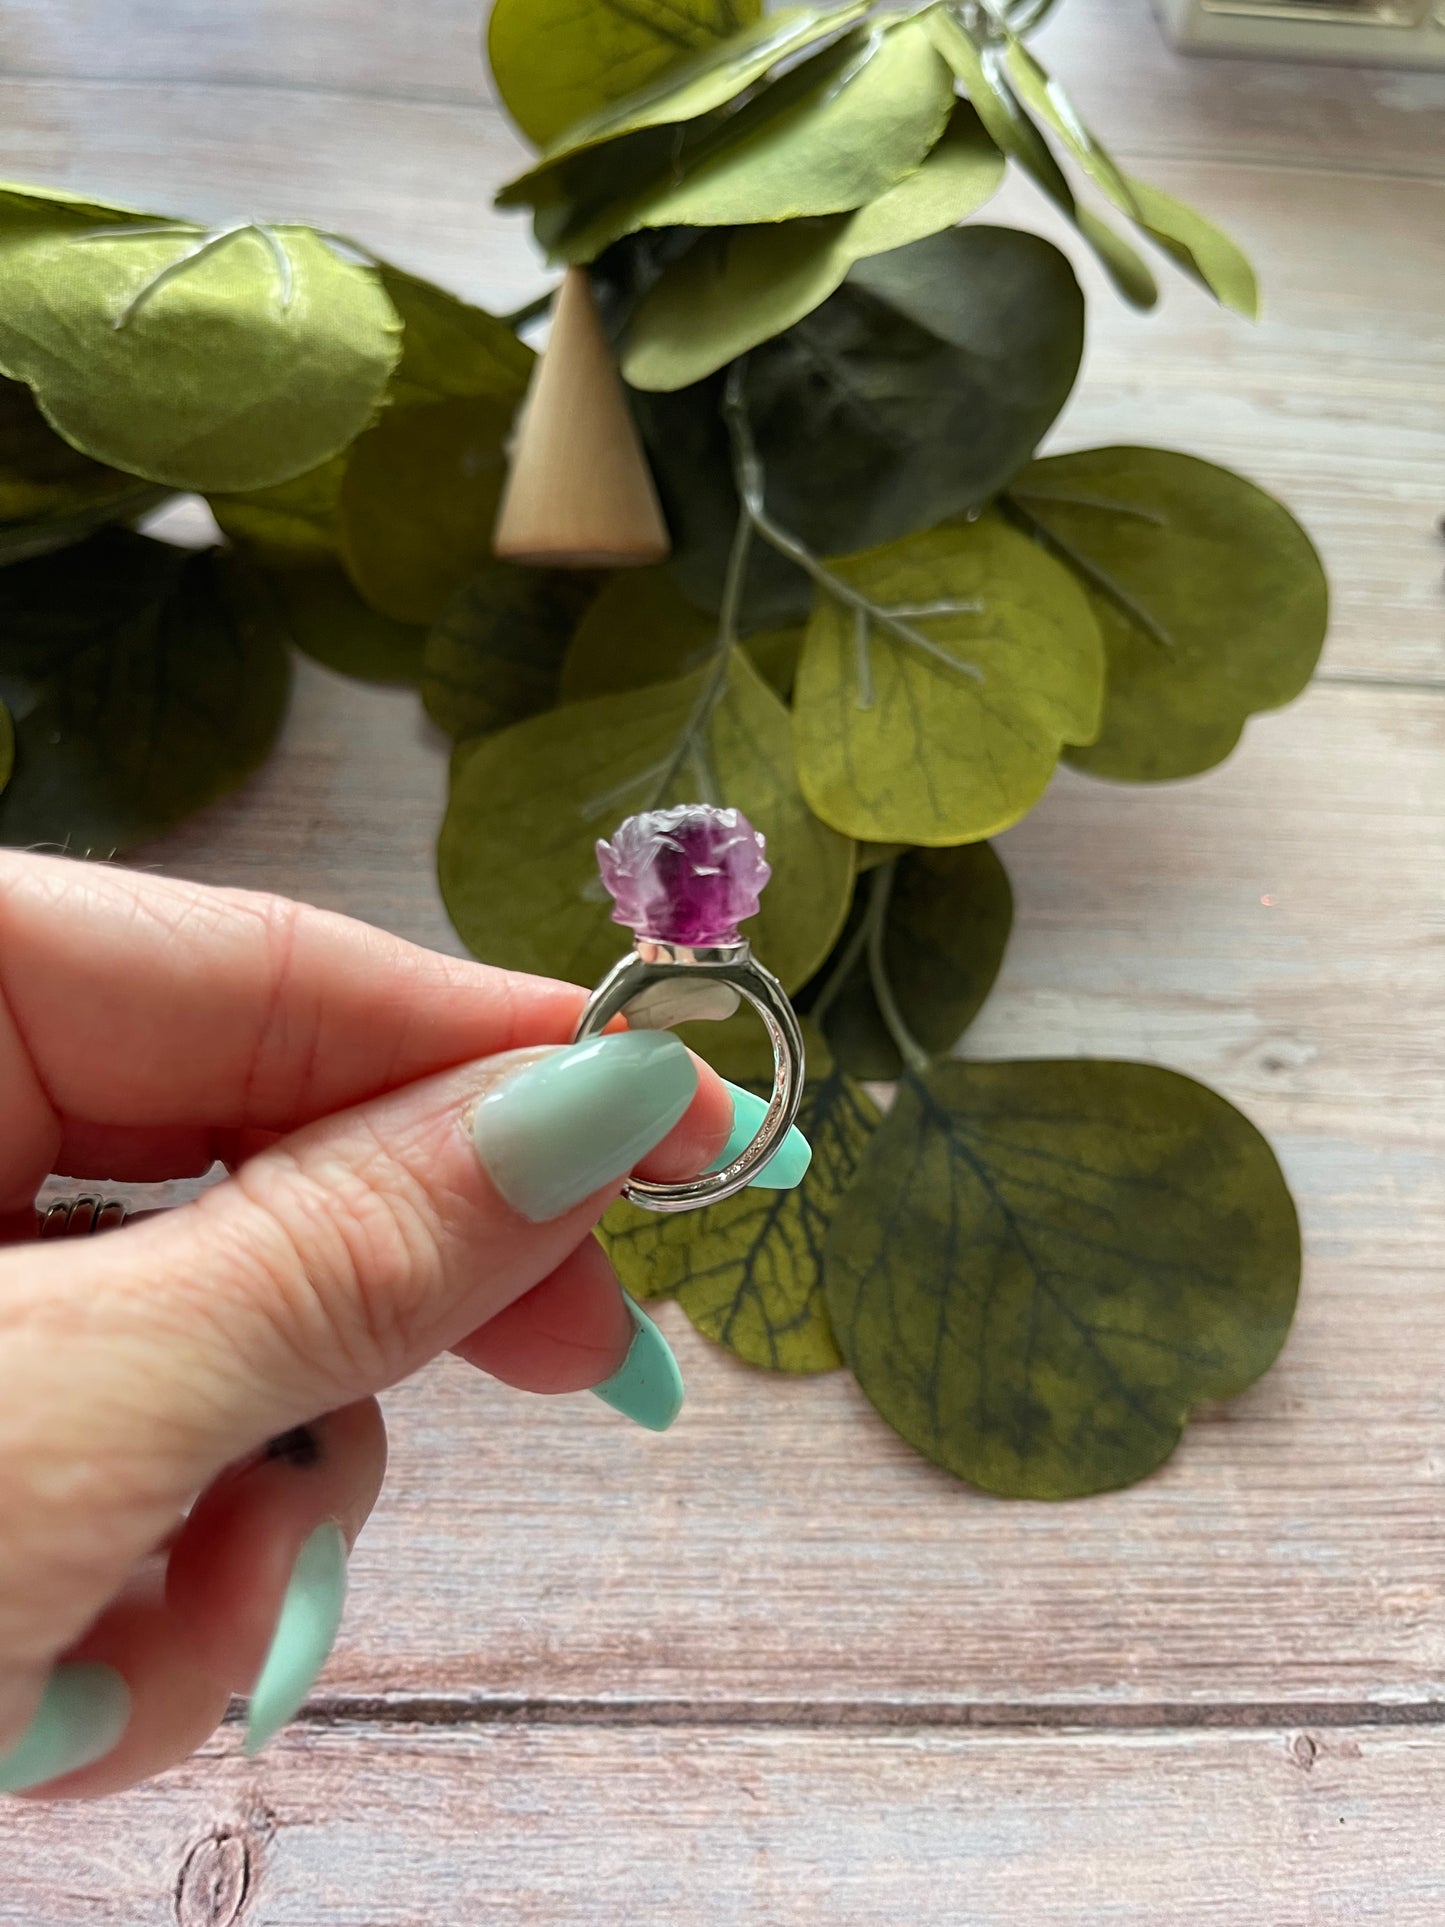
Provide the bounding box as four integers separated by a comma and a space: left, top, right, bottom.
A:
592, 1295, 684, 1433
711, 1082, 813, 1189
244, 1520, 347, 1758
472, 1031, 698, 1223
0, 1663, 130, 1795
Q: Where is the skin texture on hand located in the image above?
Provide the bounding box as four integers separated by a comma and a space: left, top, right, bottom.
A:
0, 854, 758, 1798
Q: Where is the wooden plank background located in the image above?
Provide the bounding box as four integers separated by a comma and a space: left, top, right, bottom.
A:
1, 1, 1443, 1919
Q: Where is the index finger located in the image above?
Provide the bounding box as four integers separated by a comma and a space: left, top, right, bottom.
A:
0, 855, 590, 1203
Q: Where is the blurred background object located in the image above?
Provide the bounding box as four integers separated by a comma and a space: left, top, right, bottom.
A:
1156, 0, 1445, 66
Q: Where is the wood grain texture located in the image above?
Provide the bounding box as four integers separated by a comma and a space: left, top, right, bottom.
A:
1, 0, 1443, 1914
5, 1722, 1445, 1925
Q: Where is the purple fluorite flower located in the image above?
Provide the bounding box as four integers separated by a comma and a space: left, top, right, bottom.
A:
597, 805, 772, 947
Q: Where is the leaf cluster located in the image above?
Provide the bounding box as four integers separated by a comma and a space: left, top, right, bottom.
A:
0, 0, 1323, 1493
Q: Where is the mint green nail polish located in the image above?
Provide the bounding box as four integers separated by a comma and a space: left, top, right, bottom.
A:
245, 1521, 347, 1758
472, 1031, 698, 1223
711, 1082, 813, 1189
593, 1296, 684, 1432
0, 1663, 129, 1794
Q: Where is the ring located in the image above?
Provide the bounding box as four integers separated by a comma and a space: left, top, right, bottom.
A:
574, 804, 805, 1216
36, 1197, 130, 1238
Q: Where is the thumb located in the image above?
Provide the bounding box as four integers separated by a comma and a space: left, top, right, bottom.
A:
0, 1029, 726, 1666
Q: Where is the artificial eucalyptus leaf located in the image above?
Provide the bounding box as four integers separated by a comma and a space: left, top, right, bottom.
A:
488, 0, 764, 149
209, 456, 348, 559
925, 11, 1158, 310
498, 5, 862, 193
794, 514, 1102, 844
809, 845, 1013, 1079
339, 395, 517, 623
631, 378, 814, 628
601, 1065, 878, 1373
423, 564, 601, 740
0, 700, 12, 795
438, 647, 853, 992
0, 371, 169, 562
547, 18, 957, 265
560, 568, 714, 700
745, 225, 1085, 559
825, 1059, 1300, 1499
254, 556, 426, 685
1008, 446, 1328, 780
378, 263, 536, 407
622, 103, 1006, 391
1121, 178, 1259, 319
0, 224, 401, 492
0, 179, 157, 235
1002, 39, 1141, 219
0, 531, 291, 852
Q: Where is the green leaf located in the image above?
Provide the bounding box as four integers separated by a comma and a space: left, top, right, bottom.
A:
209, 456, 348, 559
0, 700, 12, 796
793, 513, 1103, 844
1121, 177, 1259, 320
0, 531, 291, 852
546, 18, 957, 265
622, 103, 1005, 391
339, 395, 518, 623
560, 568, 803, 702
497, 6, 861, 190
0, 179, 158, 235
743, 225, 1085, 561
255, 555, 426, 685
1002, 42, 1257, 318
378, 263, 536, 407
438, 646, 853, 992
809, 845, 1013, 1079
601, 1065, 878, 1373
1008, 447, 1328, 780
925, 11, 1159, 310
0, 224, 401, 492
826, 1060, 1300, 1498
0, 375, 168, 563
423, 564, 601, 740
488, 0, 766, 149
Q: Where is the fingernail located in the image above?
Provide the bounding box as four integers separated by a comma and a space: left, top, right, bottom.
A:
244, 1520, 347, 1758
592, 1295, 685, 1433
0, 1663, 130, 1795
472, 1031, 698, 1223
711, 1082, 813, 1189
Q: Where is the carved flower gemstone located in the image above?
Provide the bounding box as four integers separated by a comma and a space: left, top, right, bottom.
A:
597, 805, 772, 947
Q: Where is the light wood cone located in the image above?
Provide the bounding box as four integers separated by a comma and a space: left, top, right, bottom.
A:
493, 267, 671, 568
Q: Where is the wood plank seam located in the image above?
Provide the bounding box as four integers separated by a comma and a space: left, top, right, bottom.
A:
256, 1696, 1445, 1733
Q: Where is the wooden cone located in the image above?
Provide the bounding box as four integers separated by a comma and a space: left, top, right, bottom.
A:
493, 267, 671, 568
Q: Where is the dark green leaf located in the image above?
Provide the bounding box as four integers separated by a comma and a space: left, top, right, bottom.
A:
0, 531, 291, 852
339, 395, 518, 623
621, 103, 1005, 392
808, 846, 1013, 1079
925, 12, 1159, 309
0, 700, 12, 795
0, 224, 402, 492
793, 513, 1103, 843
601, 1065, 877, 1373
438, 646, 853, 992
488, 0, 767, 148
545, 19, 956, 265
1008, 446, 1328, 779
254, 555, 426, 685
423, 564, 601, 739
743, 225, 1085, 559
825, 1059, 1301, 1498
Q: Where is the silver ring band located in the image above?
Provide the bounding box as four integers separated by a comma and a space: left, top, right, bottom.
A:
574, 940, 805, 1215
36, 1197, 130, 1238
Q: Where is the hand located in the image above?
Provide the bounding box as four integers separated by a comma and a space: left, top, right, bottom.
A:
0, 855, 807, 1799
